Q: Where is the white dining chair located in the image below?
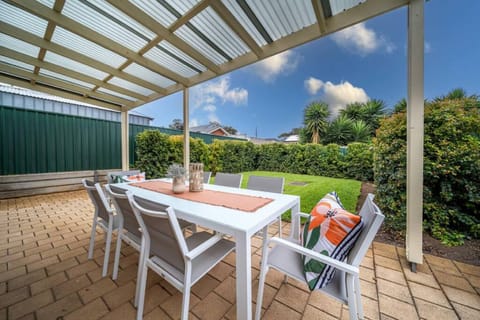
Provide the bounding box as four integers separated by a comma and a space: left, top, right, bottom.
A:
127, 192, 235, 320
82, 179, 119, 278
247, 175, 285, 237
255, 194, 384, 320
213, 172, 242, 188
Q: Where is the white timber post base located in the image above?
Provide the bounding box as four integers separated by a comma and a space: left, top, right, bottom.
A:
406, 0, 424, 271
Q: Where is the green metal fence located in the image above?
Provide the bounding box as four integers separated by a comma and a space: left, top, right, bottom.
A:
1, 106, 245, 175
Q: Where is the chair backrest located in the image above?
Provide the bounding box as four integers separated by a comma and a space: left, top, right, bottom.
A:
107, 170, 140, 183
347, 193, 384, 267
82, 179, 112, 221
214, 172, 242, 188
203, 171, 212, 184
105, 184, 141, 237
127, 193, 188, 272
247, 175, 284, 194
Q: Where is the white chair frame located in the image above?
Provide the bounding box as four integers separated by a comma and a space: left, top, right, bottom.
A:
82, 179, 119, 278
127, 192, 235, 320
255, 194, 384, 320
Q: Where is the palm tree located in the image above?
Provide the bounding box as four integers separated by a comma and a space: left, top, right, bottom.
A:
361, 99, 387, 133
392, 98, 407, 113
303, 101, 330, 144
340, 102, 365, 121
323, 115, 353, 145
351, 120, 371, 142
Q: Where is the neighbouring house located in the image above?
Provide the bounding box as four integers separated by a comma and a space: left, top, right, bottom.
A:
190, 123, 230, 136
283, 134, 300, 143
249, 137, 280, 145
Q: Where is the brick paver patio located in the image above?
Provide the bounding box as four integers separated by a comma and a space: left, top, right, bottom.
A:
1, 191, 479, 320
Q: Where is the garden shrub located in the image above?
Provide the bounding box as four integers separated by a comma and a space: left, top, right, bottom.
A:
135, 130, 173, 179
374, 97, 480, 245
256, 143, 289, 172
344, 142, 374, 181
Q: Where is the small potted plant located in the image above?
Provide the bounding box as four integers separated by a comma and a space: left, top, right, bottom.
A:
166, 163, 186, 193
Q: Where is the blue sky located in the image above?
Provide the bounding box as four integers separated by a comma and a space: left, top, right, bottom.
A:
136, 0, 480, 139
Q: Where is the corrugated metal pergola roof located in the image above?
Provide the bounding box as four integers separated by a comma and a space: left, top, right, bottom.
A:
0, 0, 408, 112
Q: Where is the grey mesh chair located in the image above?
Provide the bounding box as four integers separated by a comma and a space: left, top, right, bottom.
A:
213, 172, 242, 188
107, 170, 140, 183
203, 171, 212, 184
106, 184, 196, 307
255, 194, 384, 320
82, 179, 119, 277
127, 193, 235, 320
247, 175, 285, 237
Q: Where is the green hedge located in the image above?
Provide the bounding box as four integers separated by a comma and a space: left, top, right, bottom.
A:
374, 97, 480, 245
135, 130, 374, 181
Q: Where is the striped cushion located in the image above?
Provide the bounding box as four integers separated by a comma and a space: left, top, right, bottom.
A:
302, 192, 363, 290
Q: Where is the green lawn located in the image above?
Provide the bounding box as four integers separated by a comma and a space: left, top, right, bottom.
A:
239, 171, 362, 221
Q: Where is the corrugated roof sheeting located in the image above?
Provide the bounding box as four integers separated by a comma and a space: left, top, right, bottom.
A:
0, 56, 35, 72
39, 69, 95, 90
222, 0, 268, 47
97, 87, 137, 102
159, 41, 206, 72
130, 0, 178, 28
0, 1, 48, 38
143, 46, 199, 78
175, 26, 228, 66
247, 0, 316, 41
189, 7, 249, 59
123, 63, 176, 89
166, 0, 200, 16
108, 76, 155, 97
61, 0, 149, 52
329, 0, 366, 16
44, 51, 109, 80
0, 34, 40, 58
51, 27, 127, 68
36, 0, 55, 9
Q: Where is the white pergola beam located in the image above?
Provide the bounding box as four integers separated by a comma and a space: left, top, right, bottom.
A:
406, 0, 424, 268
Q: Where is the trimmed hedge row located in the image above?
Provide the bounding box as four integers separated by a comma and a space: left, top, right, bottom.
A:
135, 130, 374, 181
374, 98, 480, 245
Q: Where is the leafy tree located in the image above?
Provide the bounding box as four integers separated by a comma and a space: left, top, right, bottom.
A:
169, 118, 184, 130
222, 125, 238, 135
303, 101, 330, 144
278, 127, 302, 139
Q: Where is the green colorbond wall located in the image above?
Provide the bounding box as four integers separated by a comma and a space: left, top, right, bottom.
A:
1, 106, 245, 175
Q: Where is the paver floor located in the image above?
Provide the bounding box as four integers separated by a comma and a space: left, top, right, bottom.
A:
1, 190, 479, 319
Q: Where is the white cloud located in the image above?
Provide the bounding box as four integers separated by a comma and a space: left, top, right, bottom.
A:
190, 76, 247, 126
331, 22, 395, 56
203, 104, 216, 112
425, 41, 432, 53
305, 77, 324, 95
189, 118, 199, 127
305, 78, 369, 118
252, 50, 299, 82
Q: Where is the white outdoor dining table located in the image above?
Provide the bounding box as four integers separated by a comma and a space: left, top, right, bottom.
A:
117, 179, 300, 320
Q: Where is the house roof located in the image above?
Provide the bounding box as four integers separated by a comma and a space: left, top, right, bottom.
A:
0, 0, 409, 112
190, 123, 229, 135
284, 134, 300, 142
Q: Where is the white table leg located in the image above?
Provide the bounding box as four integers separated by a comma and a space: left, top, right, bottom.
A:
291, 202, 301, 239
236, 231, 252, 320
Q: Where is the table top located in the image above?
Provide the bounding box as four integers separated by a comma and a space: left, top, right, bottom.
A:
116, 179, 300, 236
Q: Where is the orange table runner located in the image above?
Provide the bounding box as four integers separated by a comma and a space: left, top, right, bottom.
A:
130, 181, 273, 213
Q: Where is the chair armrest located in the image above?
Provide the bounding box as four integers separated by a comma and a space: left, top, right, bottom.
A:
268, 237, 359, 275
296, 212, 310, 219
185, 233, 224, 260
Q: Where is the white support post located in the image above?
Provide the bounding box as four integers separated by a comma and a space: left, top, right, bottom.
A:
121, 110, 129, 170
406, 0, 424, 269
183, 88, 190, 173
